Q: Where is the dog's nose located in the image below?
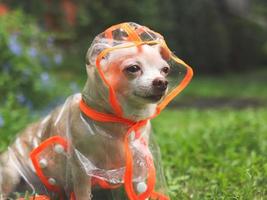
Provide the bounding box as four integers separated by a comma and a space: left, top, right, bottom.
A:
152, 77, 168, 91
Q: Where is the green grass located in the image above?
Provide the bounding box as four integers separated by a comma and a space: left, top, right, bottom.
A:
5, 108, 267, 199
152, 108, 267, 199
178, 69, 267, 100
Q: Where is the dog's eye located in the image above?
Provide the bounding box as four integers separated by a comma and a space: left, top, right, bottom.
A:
125, 65, 141, 73
161, 66, 170, 75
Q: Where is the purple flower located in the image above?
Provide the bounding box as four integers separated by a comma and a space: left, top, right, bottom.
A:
16, 93, 27, 104
40, 72, 50, 84
25, 100, 33, 110
16, 93, 33, 109
28, 47, 38, 58
47, 36, 54, 48
54, 54, 62, 65
0, 115, 4, 128
8, 34, 22, 56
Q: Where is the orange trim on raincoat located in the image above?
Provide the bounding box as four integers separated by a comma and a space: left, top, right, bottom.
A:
29, 23, 192, 200
79, 100, 169, 200
81, 23, 192, 199
30, 136, 68, 200
17, 195, 50, 200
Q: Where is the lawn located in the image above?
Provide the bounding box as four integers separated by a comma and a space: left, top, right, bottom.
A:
179, 69, 267, 100
152, 108, 267, 199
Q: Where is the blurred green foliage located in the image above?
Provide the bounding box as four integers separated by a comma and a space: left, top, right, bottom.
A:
4, 0, 267, 74
165, 0, 267, 73
0, 96, 30, 152
0, 11, 63, 108
0, 11, 67, 148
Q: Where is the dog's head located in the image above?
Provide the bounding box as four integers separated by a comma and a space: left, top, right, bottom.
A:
83, 23, 192, 120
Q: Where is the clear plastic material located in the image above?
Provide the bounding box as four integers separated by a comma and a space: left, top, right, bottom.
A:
0, 22, 193, 200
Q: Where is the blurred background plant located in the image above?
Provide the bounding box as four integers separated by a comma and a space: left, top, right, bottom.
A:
0, 0, 267, 198
2, 0, 267, 73
0, 10, 71, 150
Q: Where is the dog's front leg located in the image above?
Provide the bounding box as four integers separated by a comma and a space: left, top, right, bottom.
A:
71, 164, 92, 200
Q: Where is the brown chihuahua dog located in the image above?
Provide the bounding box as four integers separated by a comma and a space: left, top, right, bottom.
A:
0, 22, 193, 200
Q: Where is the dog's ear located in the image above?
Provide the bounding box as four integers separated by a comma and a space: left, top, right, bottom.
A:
159, 46, 171, 61
152, 44, 171, 61
86, 43, 110, 67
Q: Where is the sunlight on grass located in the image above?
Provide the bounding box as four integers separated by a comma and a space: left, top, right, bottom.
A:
152, 108, 267, 199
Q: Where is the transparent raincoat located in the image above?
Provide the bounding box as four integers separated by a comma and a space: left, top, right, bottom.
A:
2, 22, 193, 200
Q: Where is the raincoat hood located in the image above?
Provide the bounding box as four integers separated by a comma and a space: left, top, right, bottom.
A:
82, 22, 193, 119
